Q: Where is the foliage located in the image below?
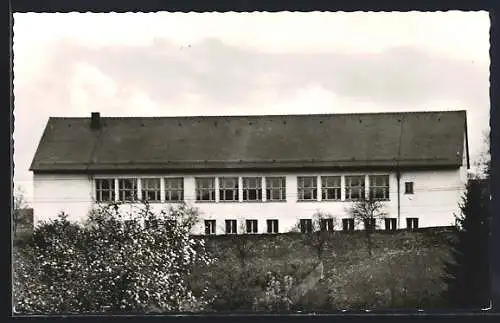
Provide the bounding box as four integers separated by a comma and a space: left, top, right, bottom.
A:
13, 186, 30, 239
442, 179, 490, 308
253, 273, 295, 312
291, 211, 338, 260
13, 202, 216, 314
346, 198, 387, 256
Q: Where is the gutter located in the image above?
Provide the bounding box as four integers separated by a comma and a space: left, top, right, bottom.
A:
396, 114, 405, 229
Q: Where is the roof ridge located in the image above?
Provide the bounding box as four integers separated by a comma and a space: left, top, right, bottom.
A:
48, 110, 466, 120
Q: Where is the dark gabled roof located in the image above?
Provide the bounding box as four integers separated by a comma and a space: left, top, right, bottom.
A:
30, 110, 469, 172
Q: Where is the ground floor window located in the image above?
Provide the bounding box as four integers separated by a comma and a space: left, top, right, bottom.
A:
385, 218, 397, 231
267, 219, 279, 233
320, 218, 335, 232
95, 178, 115, 202
363, 218, 376, 231
246, 219, 258, 233
406, 218, 419, 230
299, 219, 313, 233
205, 220, 216, 235
118, 178, 138, 202
225, 219, 237, 234
342, 218, 355, 232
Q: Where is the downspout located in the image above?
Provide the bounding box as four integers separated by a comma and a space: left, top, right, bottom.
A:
396, 115, 405, 229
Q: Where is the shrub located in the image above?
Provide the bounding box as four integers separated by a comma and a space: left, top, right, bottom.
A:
13, 203, 216, 314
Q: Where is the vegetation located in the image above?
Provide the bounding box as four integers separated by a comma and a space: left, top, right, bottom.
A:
13, 202, 215, 314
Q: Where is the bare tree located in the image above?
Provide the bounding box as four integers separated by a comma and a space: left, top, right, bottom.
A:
346, 198, 387, 257
13, 186, 29, 238
291, 211, 337, 260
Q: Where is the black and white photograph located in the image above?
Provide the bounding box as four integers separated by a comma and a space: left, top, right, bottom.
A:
12, 11, 491, 314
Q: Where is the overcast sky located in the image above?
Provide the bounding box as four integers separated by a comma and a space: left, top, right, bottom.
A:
13, 12, 490, 203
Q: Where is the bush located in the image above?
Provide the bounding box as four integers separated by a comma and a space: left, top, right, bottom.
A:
13, 203, 216, 314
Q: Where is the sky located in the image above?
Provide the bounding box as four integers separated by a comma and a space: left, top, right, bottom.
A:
13, 11, 490, 204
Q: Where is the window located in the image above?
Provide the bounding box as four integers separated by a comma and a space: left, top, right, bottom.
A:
406, 218, 419, 230
196, 178, 215, 201
297, 176, 317, 201
246, 219, 258, 233
95, 178, 115, 202
369, 175, 389, 200
225, 219, 237, 234
342, 218, 355, 232
363, 218, 376, 231
144, 219, 158, 229
165, 177, 184, 202
320, 218, 335, 232
300, 219, 313, 233
405, 182, 414, 194
267, 219, 279, 233
321, 176, 341, 201
141, 178, 161, 202
345, 176, 365, 200
205, 220, 216, 235
266, 177, 286, 201
385, 218, 397, 231
243, 177, 262, 201
219, 177, 239, 201
118, 178, 138, 202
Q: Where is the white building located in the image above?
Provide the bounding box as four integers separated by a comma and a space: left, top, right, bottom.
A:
30, 111, 470, 234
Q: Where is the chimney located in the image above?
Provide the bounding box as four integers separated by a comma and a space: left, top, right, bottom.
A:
90, 112, 101, 130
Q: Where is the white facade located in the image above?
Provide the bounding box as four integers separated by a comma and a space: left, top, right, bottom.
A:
33, 164, 467, 234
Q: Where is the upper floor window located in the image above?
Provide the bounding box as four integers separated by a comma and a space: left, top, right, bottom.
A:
196, 177, 215, 201
141, 178, 161, 202
266, 177, 286, 201
321, 176, 341, 201
95, 178, 115, 202
345, 176, 365, 201
297, 176, 317, 201
369, 175, 389, 200
118, 178, 138, 202
165, 177, 184, 202
219, 177, 239, 202
405, 182, 414, 194
242, 177, 262, 201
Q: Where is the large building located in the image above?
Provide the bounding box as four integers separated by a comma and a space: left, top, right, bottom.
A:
30, 110, 469, 234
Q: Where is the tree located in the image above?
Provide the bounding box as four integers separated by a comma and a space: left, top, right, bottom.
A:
346, 198, 387, 257
13, 186, 30, 239
292, 211, 337, 260
442, 178, 490, 308
13, 202, 216, 314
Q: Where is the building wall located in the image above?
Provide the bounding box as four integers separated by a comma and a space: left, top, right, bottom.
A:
33, 166, 467, 233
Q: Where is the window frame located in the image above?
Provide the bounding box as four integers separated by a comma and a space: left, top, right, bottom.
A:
404, 182, 414, 194
164, 177, 184, 202
242, 177, 263, 201
299, 219, 313, 233
95, 178, 115, 202
246, 219, 258, 234
118, 178, 138, 202
297, 176, 318, 201
196, 177, 216, 202
320, 218, 335, 232
363, 218, 377, 231
384, 218, 397, 231
141, 178, 161, 203
345, 175, 366, 201
219, 177, 239, 202
225, 219, 238, 234
267, 219, 279, 234
342, 218, 355, 232
321, 176, 341, 201
265, 177, 287, 202
369, 175, 390, 201
406, 217, 419, 230
204, 219, 216, 235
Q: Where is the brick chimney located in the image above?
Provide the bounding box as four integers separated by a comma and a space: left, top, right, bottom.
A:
90, 112, 101, 130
